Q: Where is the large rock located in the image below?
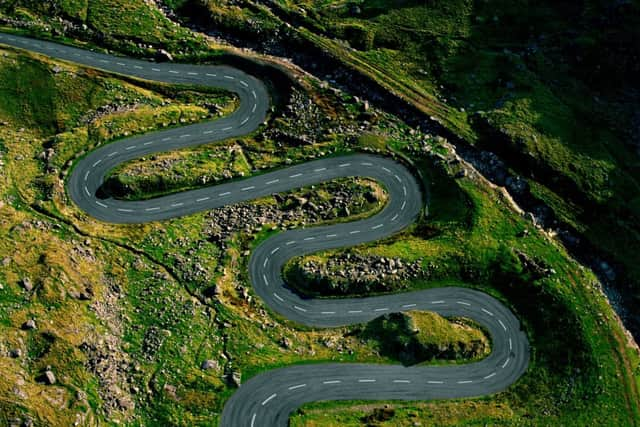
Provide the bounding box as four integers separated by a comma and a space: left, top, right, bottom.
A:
200, 359, 219, 371
22, 319, 37, 330
21, 277, 33, 292
156, 49, 173, 62
43, 370, 56, 385
228, 370, 241, 387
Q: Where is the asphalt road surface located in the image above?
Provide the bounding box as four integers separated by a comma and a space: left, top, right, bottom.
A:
0, 32, 529, 427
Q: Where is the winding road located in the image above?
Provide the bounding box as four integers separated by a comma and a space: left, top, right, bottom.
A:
0, 32, 529, 426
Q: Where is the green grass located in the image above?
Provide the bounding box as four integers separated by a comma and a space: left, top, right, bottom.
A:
180, 0, 640, 331
0, 45, 238, 425
0, 10, 638, 426
103, 140, 250, 200
290, 399, 521, 426
287, 155, 640, 425
0, 0, 212, 57
361, 311, 490, 366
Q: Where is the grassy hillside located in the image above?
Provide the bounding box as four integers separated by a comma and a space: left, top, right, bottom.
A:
167, 0, 640, 330
0, 0, 213, 57
0, 1, 639, 426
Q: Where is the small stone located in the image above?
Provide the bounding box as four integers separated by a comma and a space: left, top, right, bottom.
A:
44, 370, 56, 385
229, 370, 242, 387
21, 277, 33, 292
22, 319, 37, 330
200, 359, 219, 370
9, 349, 22, 358
156, 49, 173, 62
163, 383, 176, 398
279, 336, 292, 349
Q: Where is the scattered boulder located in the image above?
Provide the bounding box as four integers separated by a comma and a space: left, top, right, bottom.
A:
163, 383, 177, 399
293, 253, 423, 296
227, 370, 241, 387
43, 370, 56, 385
22, 319, 37, 330
279, 336, 292, 349
156, 49, 173, 62
200, 359, 219, 371
20, 277, 33, 292
362, 407, 395, 423
9, 348, 22, 358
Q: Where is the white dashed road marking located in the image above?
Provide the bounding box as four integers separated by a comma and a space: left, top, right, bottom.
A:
288, 384, 306, 390
261, 393, 277, 406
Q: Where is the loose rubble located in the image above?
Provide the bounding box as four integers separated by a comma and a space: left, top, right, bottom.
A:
294, 253, 423, 296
